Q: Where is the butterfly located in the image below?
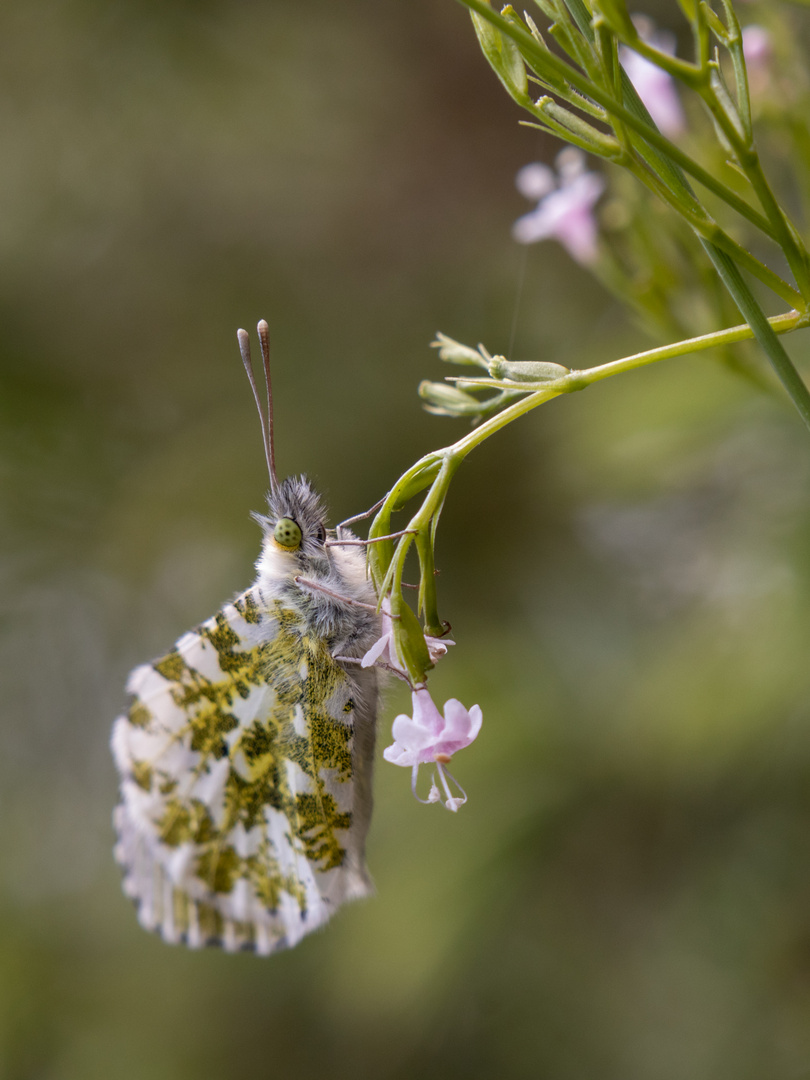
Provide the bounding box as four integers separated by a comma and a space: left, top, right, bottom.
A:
111, 321, 382, 954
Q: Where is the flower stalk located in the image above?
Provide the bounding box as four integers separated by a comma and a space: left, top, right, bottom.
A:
369, 302, 808, 675
364, 0, 810, 783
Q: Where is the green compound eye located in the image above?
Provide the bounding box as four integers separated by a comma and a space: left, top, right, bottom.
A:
273, 517, 302, 551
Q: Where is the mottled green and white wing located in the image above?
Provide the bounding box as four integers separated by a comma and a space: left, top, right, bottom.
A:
112, 587, 375, 954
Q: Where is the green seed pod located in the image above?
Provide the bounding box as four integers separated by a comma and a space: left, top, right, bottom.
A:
487, 357, 569, 382
391, 597, 432, 685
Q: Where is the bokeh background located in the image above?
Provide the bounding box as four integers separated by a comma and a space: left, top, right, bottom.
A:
4, 1, 810, 1077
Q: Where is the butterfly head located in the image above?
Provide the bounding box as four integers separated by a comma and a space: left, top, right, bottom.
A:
255, 475, 329, 565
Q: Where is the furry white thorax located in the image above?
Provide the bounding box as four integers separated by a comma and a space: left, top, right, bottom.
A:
253, 530, 378, 655
254, 531, 371, 603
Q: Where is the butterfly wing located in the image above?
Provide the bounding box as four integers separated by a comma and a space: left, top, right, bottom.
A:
112, 585, 376, 954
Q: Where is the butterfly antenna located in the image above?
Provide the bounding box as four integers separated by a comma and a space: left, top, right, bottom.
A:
237, 323, 278, 493
257, 320, 277, 490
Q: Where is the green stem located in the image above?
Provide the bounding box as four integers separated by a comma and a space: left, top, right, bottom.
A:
452, 310, 804, 393
596, 0, 810, 298
374, 309, 808, 637
622, 159, 802, 309
701, 247, 810, 431
460, 0, 778, 241
567, 309, 805, 385
429, 311, 807, 479
570, 0, 810, 305
698, 84, 810, 298
560, 0, 810, 421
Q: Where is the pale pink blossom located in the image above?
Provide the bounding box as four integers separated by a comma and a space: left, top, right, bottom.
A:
620, 24, 685, 137
513, 150, 604, 265
383, 687, 482, 811
742, 25, 771, 67
515, 162, 555, 201
742, 25, 772, 96
361, 598, 453, 679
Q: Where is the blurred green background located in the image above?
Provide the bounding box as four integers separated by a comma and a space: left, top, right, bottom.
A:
4, 1, 810, 1077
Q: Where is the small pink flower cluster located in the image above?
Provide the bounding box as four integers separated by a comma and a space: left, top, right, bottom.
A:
619, 21, 685, 138
742, 25, 772, 97
383, 689, 483, 813
361, 599, 482, 811
513, 149, 604, 266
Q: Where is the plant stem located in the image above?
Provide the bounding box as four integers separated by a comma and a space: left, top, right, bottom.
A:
566, 309, 804, 385
623, 158, 802, 308
703, 247, 810, 431
453, 310, 804, 396
373, 309, 808, 636
478, 0, 810, 427
459, 0, 779, 241
697, 84, 810, 299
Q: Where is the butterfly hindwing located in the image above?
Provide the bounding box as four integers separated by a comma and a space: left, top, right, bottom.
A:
112, 583, 376, 954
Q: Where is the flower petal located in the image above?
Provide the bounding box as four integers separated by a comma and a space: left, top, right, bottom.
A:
426, 636, 454, 664
382, 742, 417, 767
440, 698, 480, 743
516, 162, 555, 200
390, 713, 433, 751
360, 633, 391, 669
410, 687, 445, 736
619, 26, 685, 138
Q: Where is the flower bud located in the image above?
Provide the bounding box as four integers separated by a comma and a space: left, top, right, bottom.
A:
431, 332, 489, 368
418, 381, 485, 417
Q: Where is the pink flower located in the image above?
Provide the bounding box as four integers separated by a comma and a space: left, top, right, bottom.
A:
742, 26, 772, 96
620, 23, 685, 137
513, 150, 604, 266
383, 688, 482, 811
742, 25, 771, 68
361, 598, 453, 679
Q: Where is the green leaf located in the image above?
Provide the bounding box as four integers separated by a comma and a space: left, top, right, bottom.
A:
470, 7, 530, 105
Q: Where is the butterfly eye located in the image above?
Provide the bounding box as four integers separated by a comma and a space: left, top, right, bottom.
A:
274, 517, 302, 550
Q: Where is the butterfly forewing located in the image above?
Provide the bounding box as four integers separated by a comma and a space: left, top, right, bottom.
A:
112, 582, 375, 954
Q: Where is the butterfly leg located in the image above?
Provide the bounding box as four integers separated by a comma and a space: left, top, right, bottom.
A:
326, 529, 417, 549
332, 653, 411, 681
293, 575, 380, 612
335, 497, 387, 534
